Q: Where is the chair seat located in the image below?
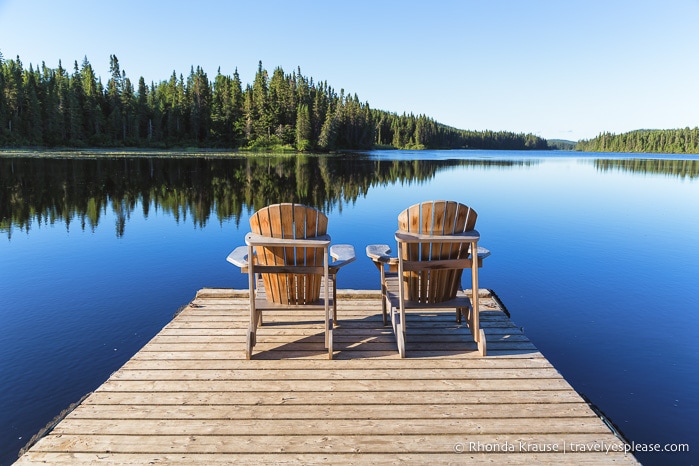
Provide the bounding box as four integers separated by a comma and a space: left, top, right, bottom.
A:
253, 275, 335, 311
384, 273, 471, 311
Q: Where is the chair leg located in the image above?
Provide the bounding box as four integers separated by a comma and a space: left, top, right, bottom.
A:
396, 321, 406, 358
464, 301, 486, 356
376, 263, 389, 326
382, 293, 389, 326
390, 303, 398, 338
478, 328, 487, 356
327, 324, 333, 360
390, 304, 406, 358
245, 329, 255, 360
246, 306, 262, 360
332, 273, 338, 326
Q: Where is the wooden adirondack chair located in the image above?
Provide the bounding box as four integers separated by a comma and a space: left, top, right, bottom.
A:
366, 200, 489, 357
227, 203, 355, 359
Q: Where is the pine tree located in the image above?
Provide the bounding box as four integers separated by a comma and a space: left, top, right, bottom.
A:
211, 68, 231, 145
295, 103, 311, 151
146, 81, 159, 143
187, 66, 211, 143
230, 68, 244, 147
251, 61, 270, 141
0, 53, 6, 141
80, 57, 102, 142
136, 77, 149, 142
23, 64, 43, 144
68, 61, 85, 144
243, 84, 254, 143
3, 57, 25, 142
121, 76, 135, 143
106, 55, 124, 143
318, 106, 339, 151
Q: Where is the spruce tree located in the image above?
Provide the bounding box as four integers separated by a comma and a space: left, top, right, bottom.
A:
295, 103, 311, 151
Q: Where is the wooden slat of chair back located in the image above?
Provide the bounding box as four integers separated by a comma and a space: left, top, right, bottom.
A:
397, 200, 477, 303
249, 204, 328, 305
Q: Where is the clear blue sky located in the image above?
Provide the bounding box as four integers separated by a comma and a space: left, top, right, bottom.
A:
1, 0, 697, 141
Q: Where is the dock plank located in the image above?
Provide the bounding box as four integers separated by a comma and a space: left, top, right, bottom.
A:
15, 288, 638, 464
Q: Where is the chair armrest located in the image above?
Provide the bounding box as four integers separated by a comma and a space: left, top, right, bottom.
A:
366, 244, 391, 262
330, 244, 356, 269
477, 246, 491, 259
366, 244, 399, 264
226, 245, 250, 268
371, 240, 490, 262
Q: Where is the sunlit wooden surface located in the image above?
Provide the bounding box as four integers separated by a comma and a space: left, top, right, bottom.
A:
16, 288, 638, 464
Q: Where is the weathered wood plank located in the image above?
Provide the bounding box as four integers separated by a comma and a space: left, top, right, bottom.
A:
119, 356, 554, 370
81, 389, 588, 406
22, 433, 632, 455
67, 402, 598, 420
16, 451, 639, 465
53, 417, 612, 436
97, 378, 574, 392
109, 367, 564, 381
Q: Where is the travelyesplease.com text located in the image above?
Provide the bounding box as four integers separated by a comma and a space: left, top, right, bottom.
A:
454, 440, 690, 454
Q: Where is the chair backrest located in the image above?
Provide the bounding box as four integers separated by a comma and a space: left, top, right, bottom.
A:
397, 200, 477, 303
249, 203, 328, 305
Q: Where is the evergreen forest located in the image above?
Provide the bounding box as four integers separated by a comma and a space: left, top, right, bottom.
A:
0, 53, 549, 151
576, 128, 699, 154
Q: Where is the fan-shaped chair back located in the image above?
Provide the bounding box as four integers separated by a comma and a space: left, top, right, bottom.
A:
249, 203, 328, 305
397, 200, 477, 303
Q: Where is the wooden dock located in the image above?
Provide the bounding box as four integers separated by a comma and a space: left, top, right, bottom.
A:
16, 288, 638, 464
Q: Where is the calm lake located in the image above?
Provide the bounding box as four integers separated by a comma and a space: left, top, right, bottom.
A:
1, 150, 697, 465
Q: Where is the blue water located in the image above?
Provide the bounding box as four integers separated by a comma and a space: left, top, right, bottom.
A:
1, 150, 697, 465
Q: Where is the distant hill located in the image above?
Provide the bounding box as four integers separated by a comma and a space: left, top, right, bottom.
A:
547, 139, 577, 151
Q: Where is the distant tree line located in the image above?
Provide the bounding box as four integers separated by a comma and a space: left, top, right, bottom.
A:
576, 128, 699, 154
0, 52, 548, 151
